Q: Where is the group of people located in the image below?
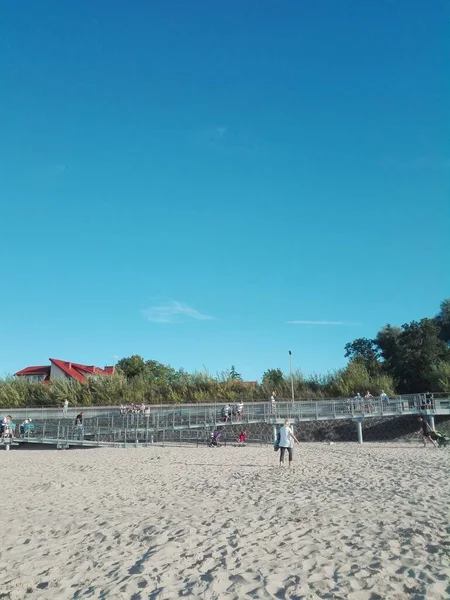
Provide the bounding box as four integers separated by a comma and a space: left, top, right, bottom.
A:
346, 391, 389, 412
221, 401, 244, 422
208, 429, 247, 447
1, 416, 35, 440
119, 403, 148, 415
273, 414, 443, 468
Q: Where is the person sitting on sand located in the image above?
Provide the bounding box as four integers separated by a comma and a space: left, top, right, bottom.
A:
278, 419, 299, 468
417, 417, 437, 448
237, 431, 247, 444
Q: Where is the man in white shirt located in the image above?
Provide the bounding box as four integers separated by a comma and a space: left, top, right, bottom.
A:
235, 401, 244, 420
62, 399, 69, 418
270, 392, 276, 415
278, 419, 299, 468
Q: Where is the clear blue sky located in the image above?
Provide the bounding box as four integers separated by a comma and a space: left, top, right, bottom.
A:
0, 0, 448, 380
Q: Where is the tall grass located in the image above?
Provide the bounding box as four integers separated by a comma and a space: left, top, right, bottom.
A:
0, 362, 398, 408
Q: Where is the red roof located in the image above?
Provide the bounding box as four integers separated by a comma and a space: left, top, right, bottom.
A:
15, 365, 51, 376
16, 359, 114, 382
49, 359, 114, 382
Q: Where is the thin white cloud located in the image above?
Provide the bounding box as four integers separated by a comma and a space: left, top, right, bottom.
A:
286, 320, 362, 326
142, 301, 215, 324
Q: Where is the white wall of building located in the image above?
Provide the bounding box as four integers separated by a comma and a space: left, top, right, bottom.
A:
50, 362, 70, 380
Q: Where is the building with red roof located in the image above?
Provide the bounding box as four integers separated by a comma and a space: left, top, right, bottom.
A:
15, 359, 115, 383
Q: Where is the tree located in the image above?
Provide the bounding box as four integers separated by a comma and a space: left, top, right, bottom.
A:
430, 361, 450, 392
374, 325, 402, 374
144, 360, 179, 384
229, 365, 242, 381
262, 368, 284, 389
395, 319, 450, 392
115, 355, 146, 379
436, 298, 450, 344
344, 338, 380, 375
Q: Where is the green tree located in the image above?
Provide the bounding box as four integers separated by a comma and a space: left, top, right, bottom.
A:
144, 359, 179, 384
115, 355, 146, 379
436, 298, 450, 344
262, 368, 284, 390
395, 319, 450, 392
430, 361, 450, 392
344, 337, 380, 375
229, 365, 242, 381
374, 325, 402, 374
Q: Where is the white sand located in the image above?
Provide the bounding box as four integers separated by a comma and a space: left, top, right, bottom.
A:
1, 443, 449, 600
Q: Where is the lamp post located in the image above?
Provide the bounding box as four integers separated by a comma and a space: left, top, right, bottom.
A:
289, 350, 294, 403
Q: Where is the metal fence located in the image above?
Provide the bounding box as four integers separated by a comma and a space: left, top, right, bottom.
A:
2, 393, 449, 448
2, 393, 449, 422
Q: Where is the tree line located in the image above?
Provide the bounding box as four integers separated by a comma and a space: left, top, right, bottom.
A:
0, 299, 448, 407
343, 298, 450, 394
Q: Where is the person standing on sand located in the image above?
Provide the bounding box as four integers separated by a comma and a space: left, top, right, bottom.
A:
278, 419, 299, 468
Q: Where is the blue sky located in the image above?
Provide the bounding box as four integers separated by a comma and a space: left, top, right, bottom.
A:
0, 0, 448, 380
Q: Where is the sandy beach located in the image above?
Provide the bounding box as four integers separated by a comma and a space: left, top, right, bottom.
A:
1, 443, 449, 599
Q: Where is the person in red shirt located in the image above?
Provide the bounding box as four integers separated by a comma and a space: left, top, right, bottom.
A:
238, 431, 246, 444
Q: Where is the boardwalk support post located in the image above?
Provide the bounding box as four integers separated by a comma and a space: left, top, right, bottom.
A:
356, 418, 363, 444
273, 425, 277, 442
428, 415, 435, 431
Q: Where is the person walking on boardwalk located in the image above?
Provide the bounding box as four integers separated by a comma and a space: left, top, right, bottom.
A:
235, 401, 244, 420
278, 419, 299, 468
75, 412, 83, 440
270, 392, 277, 415
62, 399, 69, 418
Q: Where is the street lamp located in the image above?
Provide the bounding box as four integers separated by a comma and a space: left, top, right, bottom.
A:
289, 350, 294, 403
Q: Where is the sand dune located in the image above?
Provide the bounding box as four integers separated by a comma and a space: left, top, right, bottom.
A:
1, 443, 449, 599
